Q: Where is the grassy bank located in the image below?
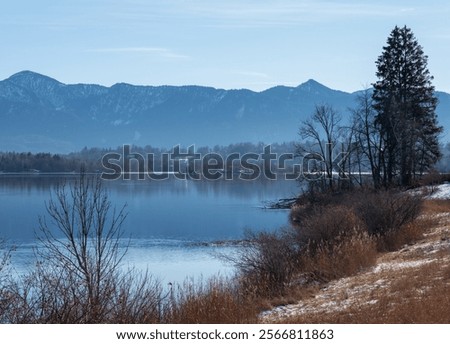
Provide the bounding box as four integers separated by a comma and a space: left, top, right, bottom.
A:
260, 199, 450, 323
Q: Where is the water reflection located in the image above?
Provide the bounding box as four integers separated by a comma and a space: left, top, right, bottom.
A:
1, 175, 298, 283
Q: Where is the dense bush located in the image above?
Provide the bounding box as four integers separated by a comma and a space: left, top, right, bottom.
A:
353, 190, 422, 237
291, 188, 423, 249
235, 199, 383, 296
291, 204, 377, 282
235, 188, 424, 297
292, 205, 365, 250
234, 231, 298, 298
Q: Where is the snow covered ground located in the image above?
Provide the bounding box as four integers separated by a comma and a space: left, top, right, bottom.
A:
425, 183, 450, 200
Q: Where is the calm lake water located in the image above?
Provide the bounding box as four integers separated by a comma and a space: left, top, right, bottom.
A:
0, 175, 298, 283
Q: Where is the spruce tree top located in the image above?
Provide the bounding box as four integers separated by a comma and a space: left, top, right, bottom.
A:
372, 25, 442, 186
373, 25, 436, 109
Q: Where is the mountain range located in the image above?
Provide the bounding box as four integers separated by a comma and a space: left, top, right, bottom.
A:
0, 71, 449, 153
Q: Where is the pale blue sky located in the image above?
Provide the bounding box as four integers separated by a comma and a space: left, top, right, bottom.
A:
1, 0, 450, 92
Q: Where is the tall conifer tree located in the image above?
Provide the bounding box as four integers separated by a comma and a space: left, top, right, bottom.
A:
373, 26, 442, 186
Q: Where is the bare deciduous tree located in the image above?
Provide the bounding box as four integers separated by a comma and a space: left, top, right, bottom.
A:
0, 239, 13, 318
350, 88, 383, 188
36, 173, 128, 322
298, 104, 342, 190
1, 173, 168, 324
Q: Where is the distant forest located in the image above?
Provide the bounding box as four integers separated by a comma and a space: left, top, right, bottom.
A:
1, 140, 450, 175
0, 141, 298, 173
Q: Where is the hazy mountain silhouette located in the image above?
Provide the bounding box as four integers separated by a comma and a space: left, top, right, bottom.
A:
0, 71, 449, 153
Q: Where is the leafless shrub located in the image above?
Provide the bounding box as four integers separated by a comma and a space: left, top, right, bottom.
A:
416, 169, 444, 192
289, 190, 338, 226
33, 173, 128, 322
292, 189, 423, 239
290, 204, 377, 282
378, 221, 424, 252
109, 269, 162, 323
2, 264, 163, 324
1, 173, 165, 324
0, 239, 14, 321
233, 231, 298, 298
0, 240, 13, 294
292, 205, 366, 251
353, 191, 423, 248
237, 204, 377, 295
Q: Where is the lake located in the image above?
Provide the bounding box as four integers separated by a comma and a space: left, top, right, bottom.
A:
0, 175, 299, 284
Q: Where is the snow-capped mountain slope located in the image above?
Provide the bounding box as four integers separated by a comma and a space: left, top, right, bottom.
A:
0, 71, 448, 153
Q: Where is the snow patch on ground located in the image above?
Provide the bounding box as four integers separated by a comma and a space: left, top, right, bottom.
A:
259, 275, 390, 321
372, 258, 436, 273
425, 183, 450, 200
405, 237, 450, 255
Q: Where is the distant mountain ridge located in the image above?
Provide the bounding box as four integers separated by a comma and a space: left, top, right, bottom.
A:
0, 71, 449, 153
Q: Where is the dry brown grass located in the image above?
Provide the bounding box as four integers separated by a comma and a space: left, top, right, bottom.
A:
168, 196, 449, 324
422, 199, 450, 215
236, 203, 380, 299
260, 198, 450, 324
293, 206, 365, 249
301, 230, 377, 282
164, 277, 258, 324
377, 219, 426, 252
277, 260, 450, 324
